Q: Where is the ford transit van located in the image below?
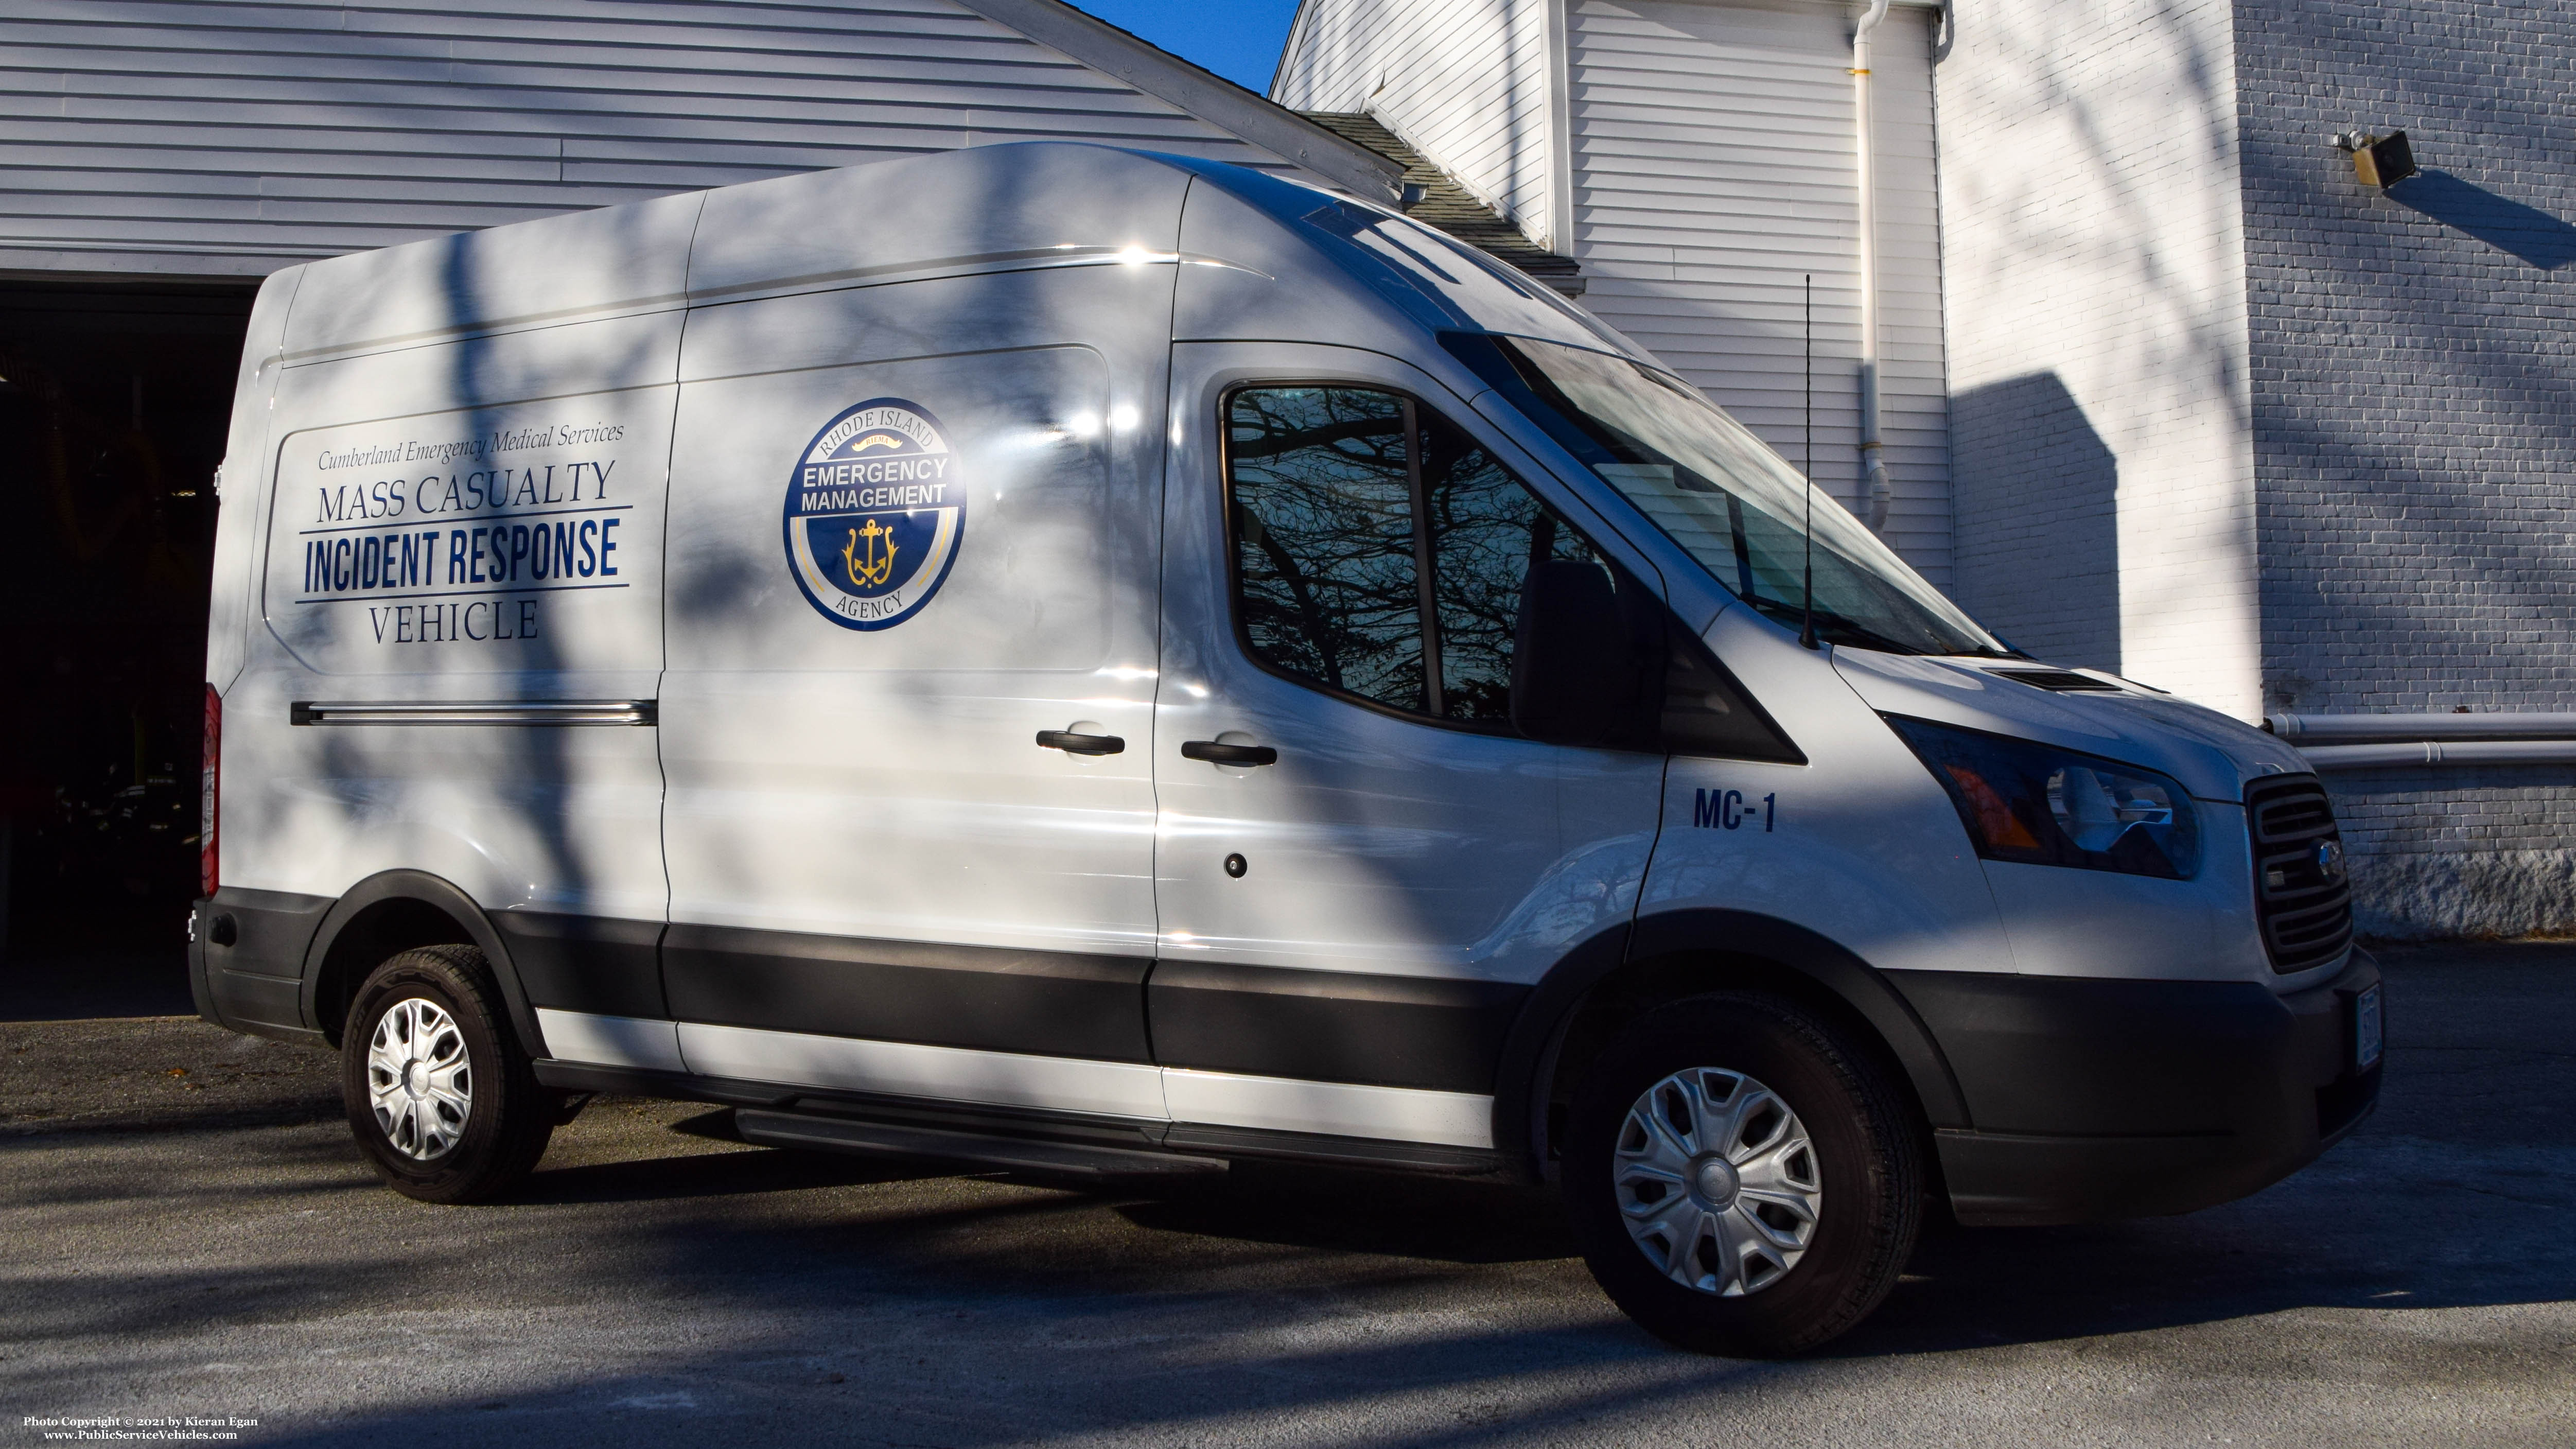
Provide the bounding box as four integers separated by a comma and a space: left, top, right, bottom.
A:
191, 143, 2380, 1355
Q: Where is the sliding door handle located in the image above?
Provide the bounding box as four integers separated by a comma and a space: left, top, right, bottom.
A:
1181, 740, 1278, 767
1036, 729, 1125, 756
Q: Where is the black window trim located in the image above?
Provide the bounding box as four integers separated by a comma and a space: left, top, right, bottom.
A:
1218, 378, 1808, 767
1219, 378, 1608, 738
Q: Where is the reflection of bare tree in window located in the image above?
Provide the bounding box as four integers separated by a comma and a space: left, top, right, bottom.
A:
1420, 414, 1594, 724
1228, 389, 1425, 713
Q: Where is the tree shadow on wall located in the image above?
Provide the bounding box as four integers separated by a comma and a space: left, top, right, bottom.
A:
1949, 371, 2121, 673
2388, 170, 2576, 271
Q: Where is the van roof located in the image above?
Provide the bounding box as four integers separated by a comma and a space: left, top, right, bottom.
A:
271, 142, 1638, 368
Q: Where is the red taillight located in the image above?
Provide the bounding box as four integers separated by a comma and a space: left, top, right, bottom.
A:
201, 684, 221, 899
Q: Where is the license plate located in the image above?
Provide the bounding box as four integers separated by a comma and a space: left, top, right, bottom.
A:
2354, 984, 2384, 1072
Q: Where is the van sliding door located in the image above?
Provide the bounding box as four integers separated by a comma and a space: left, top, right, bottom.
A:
657, 270, 1168, 1119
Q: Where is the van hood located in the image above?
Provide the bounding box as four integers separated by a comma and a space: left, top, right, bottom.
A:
1829, 650, 2309, 803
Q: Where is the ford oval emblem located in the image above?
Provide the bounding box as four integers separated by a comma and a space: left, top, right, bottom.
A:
2316, 839, 2345, 879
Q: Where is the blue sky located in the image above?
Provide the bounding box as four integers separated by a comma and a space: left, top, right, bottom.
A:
1064, 2, 1305, 94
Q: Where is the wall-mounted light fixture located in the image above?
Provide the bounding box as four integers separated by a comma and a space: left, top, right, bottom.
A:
2334, 130, 2418, 188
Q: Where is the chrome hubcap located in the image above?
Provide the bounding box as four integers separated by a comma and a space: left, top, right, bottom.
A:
1614, 1068, 1822, 1297
367, 998, 471, 1161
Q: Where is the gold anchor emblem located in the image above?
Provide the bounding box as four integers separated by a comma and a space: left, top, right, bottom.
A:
842, 517, 898, 589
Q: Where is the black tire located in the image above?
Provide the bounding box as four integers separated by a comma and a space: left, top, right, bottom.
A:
1563, 991, 1922, 1356
341, 945, 557, 1204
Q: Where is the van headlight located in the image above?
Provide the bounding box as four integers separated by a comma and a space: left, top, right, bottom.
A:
1883, 715, 2201, 880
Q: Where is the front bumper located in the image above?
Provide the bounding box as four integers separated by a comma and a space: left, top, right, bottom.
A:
1892, 953, 2382, 1227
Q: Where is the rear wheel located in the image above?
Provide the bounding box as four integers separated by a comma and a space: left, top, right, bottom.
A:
341, 945, 556, 1203
1563, 991, 1922, 1356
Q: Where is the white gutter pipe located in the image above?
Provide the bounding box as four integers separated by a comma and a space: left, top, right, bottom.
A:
2266, 712, 2576, 770
2269, 712, 2576, 743
2294, 740, 2576, 769
1852, 0, 1893, 533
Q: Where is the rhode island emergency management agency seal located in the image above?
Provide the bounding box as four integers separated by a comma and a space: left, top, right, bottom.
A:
783, 398, 967, 631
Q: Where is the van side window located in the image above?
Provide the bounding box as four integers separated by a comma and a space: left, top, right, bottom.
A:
1419, 415, 1597, 723
1227, 387, 1429, 713
1226, 385, 1606, 729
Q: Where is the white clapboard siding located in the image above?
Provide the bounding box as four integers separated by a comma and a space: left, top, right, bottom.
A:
0, 0, 1299, 276
1272, 0, 1554, 248
1568, 0, 1951, 585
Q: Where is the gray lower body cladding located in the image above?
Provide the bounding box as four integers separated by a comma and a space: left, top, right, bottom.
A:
1899, 955, 2382, 1226
193, 886, 2380, 1217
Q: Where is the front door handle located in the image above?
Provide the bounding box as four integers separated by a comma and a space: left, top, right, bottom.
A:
1181, 740, 1278, 767
1036, 729, 1125, 756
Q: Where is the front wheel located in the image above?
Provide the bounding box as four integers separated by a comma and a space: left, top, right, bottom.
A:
342, 945, 556, 1203
1563, 991, 1923, 1356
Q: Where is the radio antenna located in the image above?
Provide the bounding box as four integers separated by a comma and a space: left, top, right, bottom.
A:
1800, 273, 1818, 650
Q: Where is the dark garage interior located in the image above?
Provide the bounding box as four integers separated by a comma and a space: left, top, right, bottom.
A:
0, 279, 253, 963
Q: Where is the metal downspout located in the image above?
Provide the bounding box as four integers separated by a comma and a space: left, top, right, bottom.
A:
2267, 712, 2576, 770
1852, 0, 1893, 532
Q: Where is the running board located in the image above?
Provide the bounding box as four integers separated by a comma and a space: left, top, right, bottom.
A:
733, 1109, 1229, 1178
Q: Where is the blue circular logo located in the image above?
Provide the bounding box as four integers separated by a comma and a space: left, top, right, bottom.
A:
782, 398, 967, 631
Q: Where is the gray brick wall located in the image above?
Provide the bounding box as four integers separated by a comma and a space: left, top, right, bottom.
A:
2235, 0, 2576, 936
1951, 371, 2122, 671
2329, 764, 2576, 939
2238, 1, 2576, 717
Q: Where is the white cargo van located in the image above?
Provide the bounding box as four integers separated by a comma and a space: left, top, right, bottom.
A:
191, 143, 2381, 1355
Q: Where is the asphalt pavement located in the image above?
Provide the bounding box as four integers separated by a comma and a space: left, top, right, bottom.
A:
1, 944, 2570, 1447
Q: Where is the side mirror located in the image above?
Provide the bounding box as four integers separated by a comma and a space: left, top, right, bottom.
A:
1511, 558, 1645, 746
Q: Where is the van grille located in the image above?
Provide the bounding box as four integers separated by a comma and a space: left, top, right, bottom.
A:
2246, 775, 2353, 973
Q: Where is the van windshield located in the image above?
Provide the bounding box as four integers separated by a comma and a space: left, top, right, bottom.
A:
1456, 333, 2008, 657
